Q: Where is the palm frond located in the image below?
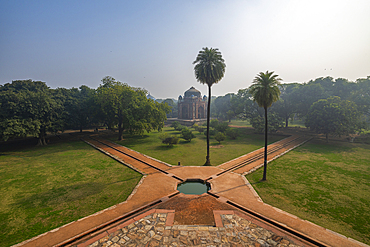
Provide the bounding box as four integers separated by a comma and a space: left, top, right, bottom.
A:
250, 71, 282, 108
193, 47, 226, 86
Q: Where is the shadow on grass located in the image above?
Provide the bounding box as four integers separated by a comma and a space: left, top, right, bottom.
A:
14, 182, 106, 208
298, 139, 369, 154
153, 145, 177, 150
250, 180, 267, 185
117, 134, 151, 146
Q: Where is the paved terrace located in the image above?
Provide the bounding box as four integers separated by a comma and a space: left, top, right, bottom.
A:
14, 136, 369, 247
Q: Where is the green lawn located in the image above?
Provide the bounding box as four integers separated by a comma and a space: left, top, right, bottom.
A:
246, 140, 370, 245
229, 118, 307, 128
3, 126, 368, 246
0, 136, 142, 247
115, 127, 285, 166
228, 119, 252, 127
288, 118, 306, 128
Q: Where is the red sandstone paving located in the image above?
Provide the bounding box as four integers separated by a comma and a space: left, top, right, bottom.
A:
168, 166, 222, 181
218, 135, 300, 170
153, 194, 236, 225
211, 172, 362, 247
17, 136, 367, 247
19, 173, 178, 247
95, 138, 172, 171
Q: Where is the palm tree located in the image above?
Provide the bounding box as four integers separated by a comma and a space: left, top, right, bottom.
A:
249, 71, 282, 180
193, 47, 226, 166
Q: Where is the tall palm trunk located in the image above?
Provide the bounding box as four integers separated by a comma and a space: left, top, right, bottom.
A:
262, 106, 268, 181
204, 84, 212, 166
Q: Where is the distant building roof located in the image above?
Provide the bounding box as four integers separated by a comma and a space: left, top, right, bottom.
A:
147, 93, 156, 100
184, 86, 201, 98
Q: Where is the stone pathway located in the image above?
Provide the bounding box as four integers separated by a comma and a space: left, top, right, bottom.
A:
82, 211, 303, 247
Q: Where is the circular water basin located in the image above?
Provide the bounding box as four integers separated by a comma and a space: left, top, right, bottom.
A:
177, 180, 210, 195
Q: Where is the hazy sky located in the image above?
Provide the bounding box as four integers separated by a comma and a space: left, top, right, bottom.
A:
1, 0, 369, 99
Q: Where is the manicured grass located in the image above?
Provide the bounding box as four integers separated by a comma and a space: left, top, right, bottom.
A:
288, 118, 306, 128
229, 118, 307, 128
246, 140, 370, 245
0, 136, 142, 247
115, 127, 286, 166
228, 119, 252, 127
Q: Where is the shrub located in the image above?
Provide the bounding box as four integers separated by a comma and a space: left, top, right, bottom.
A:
214, 132, 226, 144
210, 119, 219, 128
250, 116, 264, 133
197, 127, 205, 134
171, 121, 180, 129
268, 113, 285, 132
181, 127, 195, 142
159, 132, 169, 141
175, 124, 186, 131
159, 132, 179, 146
192, 123, 199, 130
215, 122, 229, 133
226, 128, 239, 139
163, 136, 179, 146
204, 128, 217, 136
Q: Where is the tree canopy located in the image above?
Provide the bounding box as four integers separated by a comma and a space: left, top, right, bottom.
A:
0, 77, 170, 144
95, 76, 170, 140
0, 80, 64, 145
305, 96, 363, 141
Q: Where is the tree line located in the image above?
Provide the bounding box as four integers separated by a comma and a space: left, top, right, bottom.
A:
212, 76, 369, 127
0, 76, 170, 145
161, 76, 370, 137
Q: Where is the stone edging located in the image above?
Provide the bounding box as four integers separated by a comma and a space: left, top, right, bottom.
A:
106, 139, 174, 168
82, 139, 147, 175
242, 137, 312, 176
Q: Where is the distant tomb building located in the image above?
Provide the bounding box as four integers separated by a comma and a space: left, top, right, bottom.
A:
178, 87, 207, 120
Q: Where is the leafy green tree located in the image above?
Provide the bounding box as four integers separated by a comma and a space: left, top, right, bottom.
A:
232, 88, 264, 120
305, 96, 363, 142
171, 121, 180, 129
54, 86, 96, 132
250, 112, 284, 133
181, 127, 195, 142
212, 93, 235, 120
270, 83, 299, 127
249, 71, 282, 181
210, 119, 219, 128
226, 128, 238, 139
95, 76, 169, 140
290, 83, 328, 118
162, 98, 178, 118
351, 76, 370, 124
214, 122, 229, 133
214, 132, 226, 144
174, 124, 186, 131
250, 116, 264, 133
0, 80, 64, 145
193, 47, 226, 166
332, 78, 356, 100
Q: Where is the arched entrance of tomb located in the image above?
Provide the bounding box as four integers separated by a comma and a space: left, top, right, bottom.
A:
182, 106, 189, 119
198, 106, 205, 119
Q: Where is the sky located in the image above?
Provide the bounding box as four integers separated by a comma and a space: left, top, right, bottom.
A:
1, 0, 369, 99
